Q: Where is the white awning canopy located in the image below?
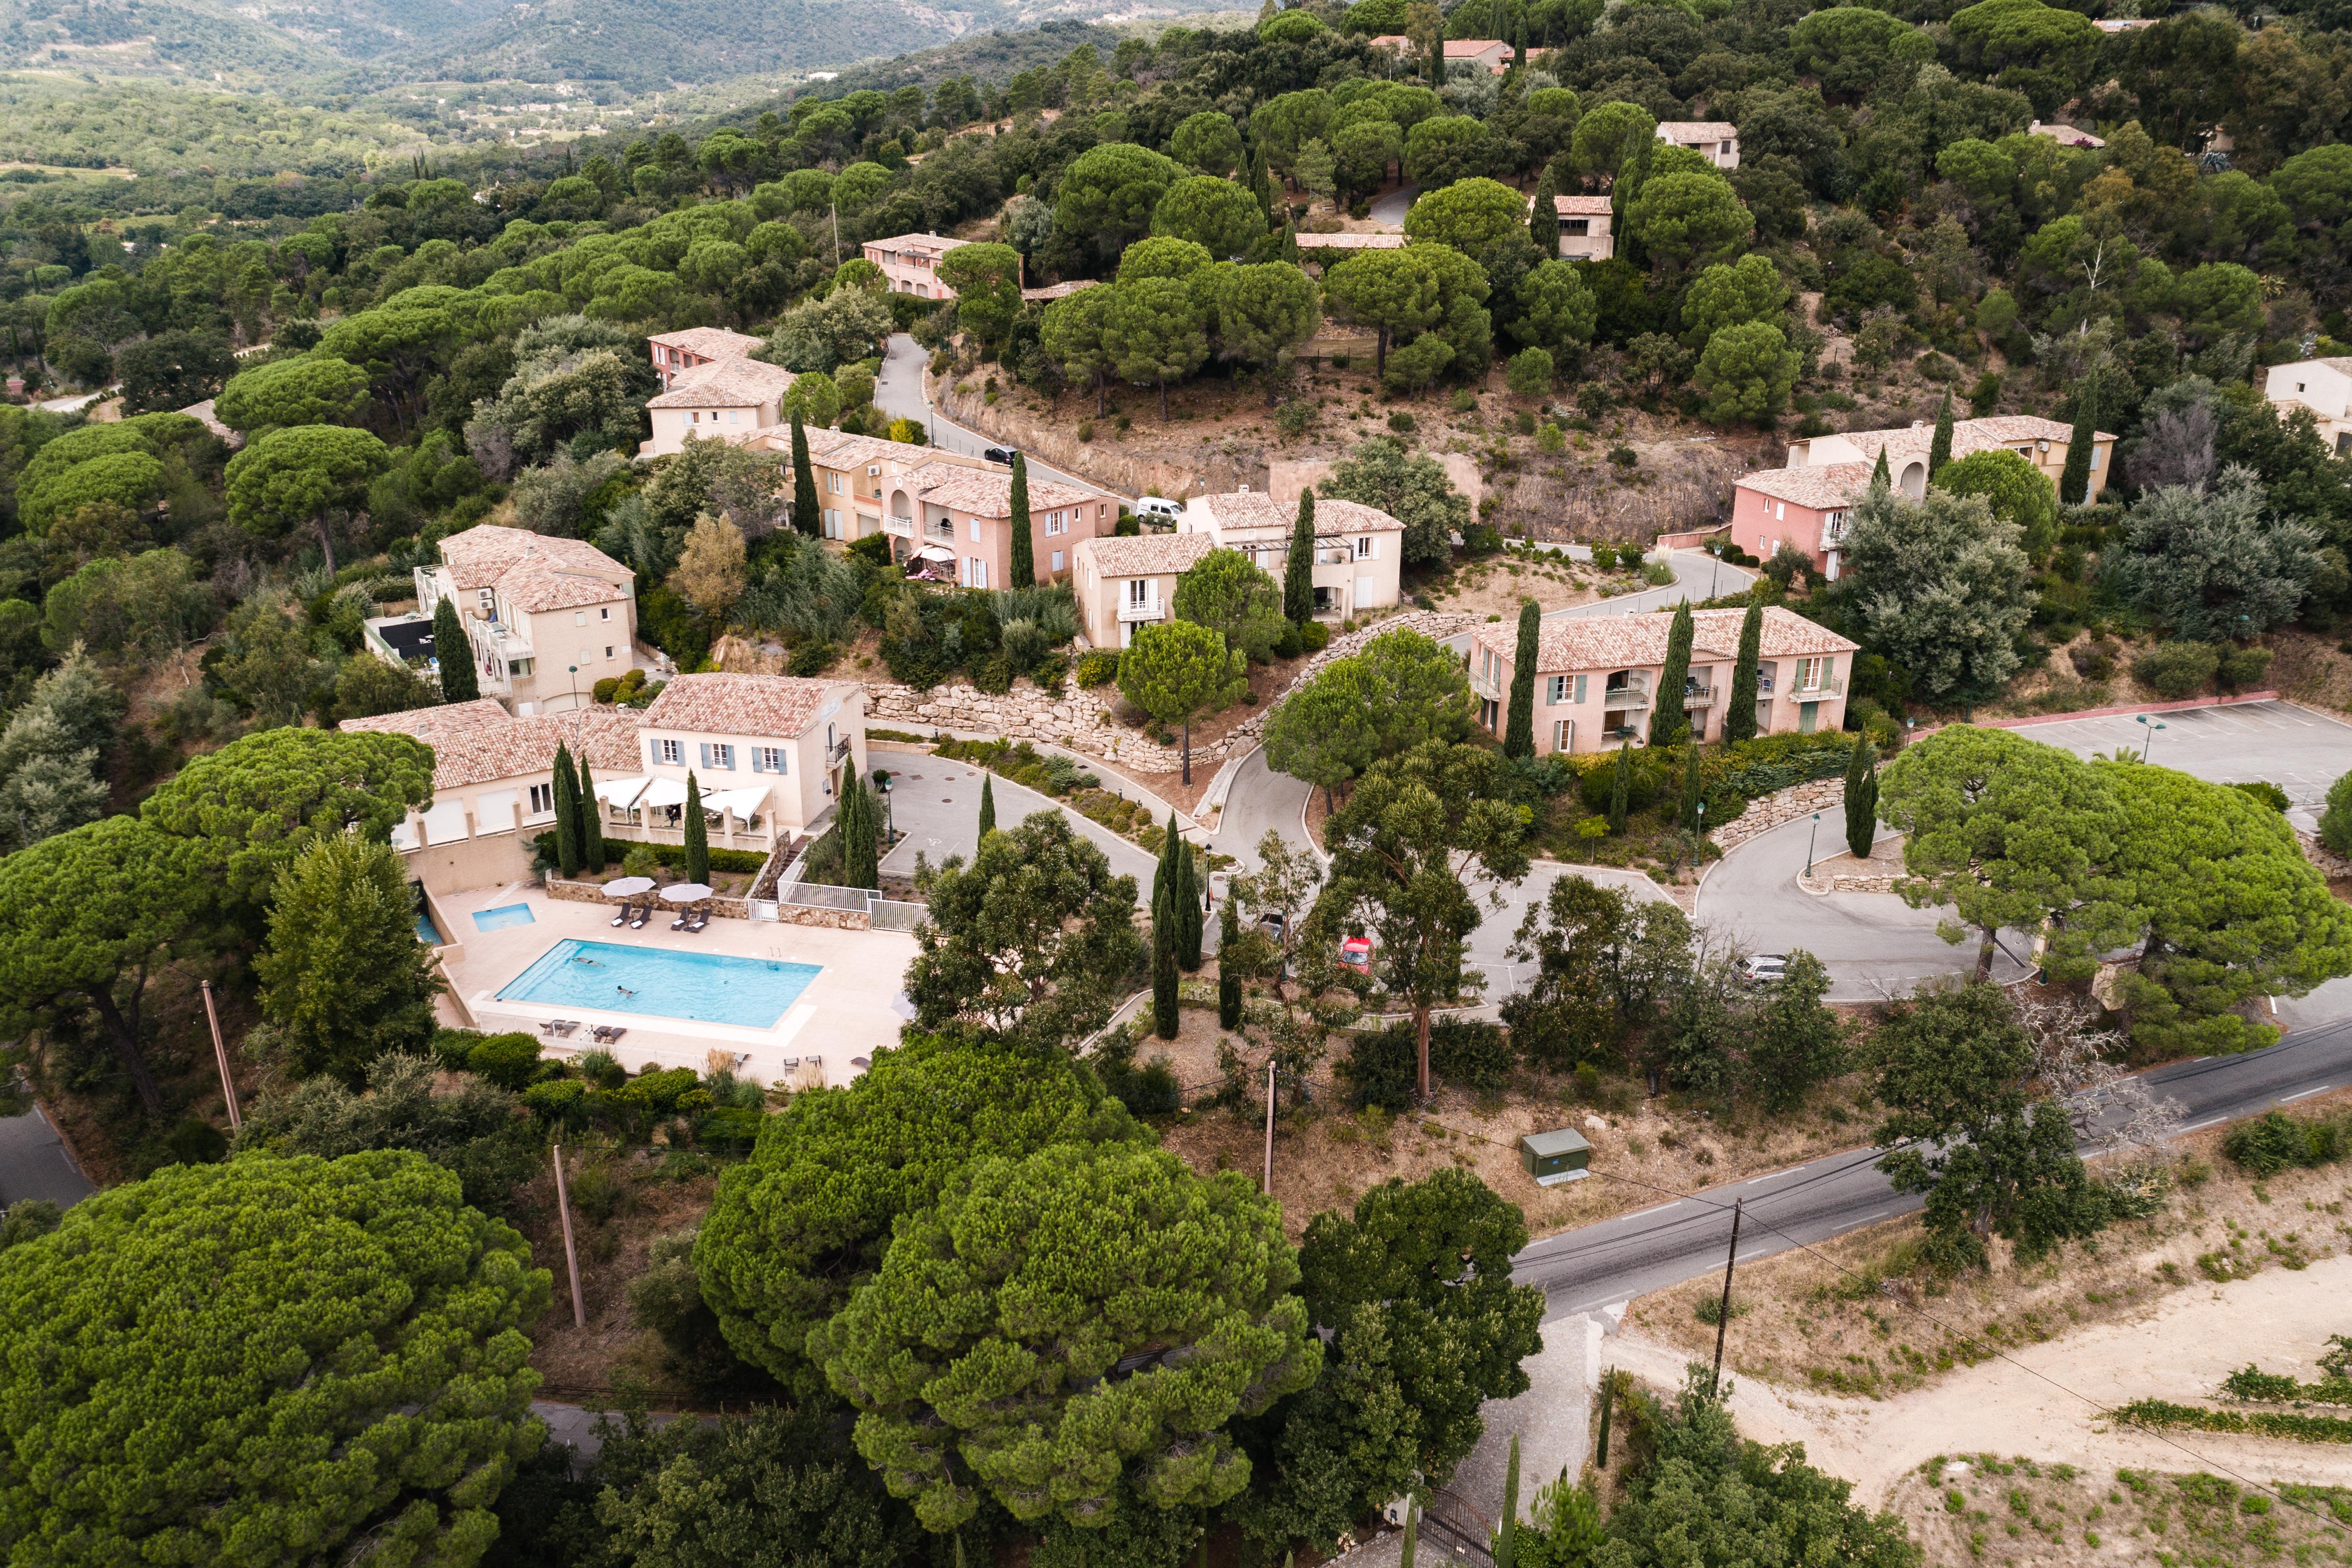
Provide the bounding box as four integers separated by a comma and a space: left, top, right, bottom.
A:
592, 773, 651, 807
913, 543, 956, 562
638, 776, 691, 809
701, 785, 771, 819
418, 798, 470, 847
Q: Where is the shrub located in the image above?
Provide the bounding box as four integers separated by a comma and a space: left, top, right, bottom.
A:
2217, 644, 2274, 691
1339, 1019, 1513, 1107
467, 1031, 550, 1090
789, 640, 838, 677
2322, 769, 2352, 856
430, 1027, 484, 1072
1462, 524, 1503, 556
1589, 541, 1619, 571
1300, 620, 1331, 651
1607, 445, 1638, 468
2132, 642, 2219, 699
2229, 780, 2290, 812
1275, 401, 1315, 437
1388, 411, 1416, 434
2222, 1109, 2352, 1176
1450, 388, 1479, 413
1075, 649, 1122, 687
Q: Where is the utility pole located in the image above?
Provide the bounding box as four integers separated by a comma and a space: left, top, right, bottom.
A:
1710, 1198, 1744, 1396
552, 1144, 587, 1328
199, 980, 240, 1131
1263, 1060, 1276, 1193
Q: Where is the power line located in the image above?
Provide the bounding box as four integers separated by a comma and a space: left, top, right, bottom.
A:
1577, 1163, 2341, 1530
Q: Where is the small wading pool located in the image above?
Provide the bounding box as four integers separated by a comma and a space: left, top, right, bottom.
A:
497, 939, 821, 1029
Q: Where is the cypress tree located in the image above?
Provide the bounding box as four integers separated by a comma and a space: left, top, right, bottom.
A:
791, 410, 821, 536
1176, 834, 1203, 971
1250, 142, 1274, 223
1679, 746, 1704, 833
683, 770, 709, 885
1607, 740, 1631, 834
551, 742, 582, 877
1529, 165, 1559, 258
1723, 601, 1763, 743
1869, 445, 1891, 493
977, 771, 996, 838
1496, 1436, 1521, 1568
1649, 601, 1693, 746
1285, 488, 1317, 625
1844, 738, 1880, 861
1152, 881, 1180, 1040
431, 597, 476, 703
1503, 598, 1540, 759
1008, 452, 1036, 584
1278, 218, 1300, 267
2058, 385, 2098, 505
840, 772, 879, 890
1928, 390, 1954, 478
577, 754, 606, 872
1218, 895, 1242, 1029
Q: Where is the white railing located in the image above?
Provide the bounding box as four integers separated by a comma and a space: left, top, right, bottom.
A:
1118, 599, 1162, 622
923, 518, 957, 542
883, 514, 914, 537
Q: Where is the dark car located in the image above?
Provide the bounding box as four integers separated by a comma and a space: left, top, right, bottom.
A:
983, 445, 1020, 466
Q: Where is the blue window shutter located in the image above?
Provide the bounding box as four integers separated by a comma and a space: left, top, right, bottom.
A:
1574, 674, 1587, 703
775, 749, 788, 776
751, 749, 765, 773
698, 743, 710, 769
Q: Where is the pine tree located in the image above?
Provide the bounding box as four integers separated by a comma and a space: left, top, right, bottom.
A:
1869, 445, 1891, 493
431, 597, 477, 703
1152, 881, 1180, 1040
1844, 738, 1880, 861
1285, 488, 1317, 625
1529, 165, 1559, 258
1503, 599, 1539, 759
1008, 452, 1036, 584
577, 754, 606, 872
1607, 740, 1631, 834
1928, 390, 1954, 478
791, 410, 821, 537
1723, 601, 1763, 743
977, 771, 996, 838
1649, 601, 1694, 746
2058, 385, 2098, 505
1218, 895, 1242, 1028
683, 770, 709, 885
551, 742, 582, 877
840, 771, 879, 890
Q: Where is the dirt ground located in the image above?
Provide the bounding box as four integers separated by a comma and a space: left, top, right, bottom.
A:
2269, 627, 2352, 712
1627, 1091, 2352, 1405
1885, 1457, 2352, 1567
1424, 543, 1618, 620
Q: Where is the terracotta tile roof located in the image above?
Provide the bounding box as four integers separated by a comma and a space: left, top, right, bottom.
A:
341, 700, 642, 791
1554, 195, 1614, 216
438, 525, 632, 592
1023, 278, 1100, 302
648, 327, 764, 359
1444, 37, 1507, 53
803, 428, 942, 469
1294, 231, 1407, 249
866, 233, 965, 257
647, 357, 798, 409
1075, 531, 1215, 578
1469, 605, 1857, 675
1735, 461, 1874, 510
916, 469, 1099, 518
497, 563, 628, 614
1192, 491, 1404, 534
638, 673, 846, 740
1658, 121, 1739, 141
1811, 415, 2115, 468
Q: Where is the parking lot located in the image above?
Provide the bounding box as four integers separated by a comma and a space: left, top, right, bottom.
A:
2016, 699, 2352, 831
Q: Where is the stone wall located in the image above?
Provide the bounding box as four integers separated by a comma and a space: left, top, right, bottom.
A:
545, 877, 752, 920
1707, 777, 1849, 854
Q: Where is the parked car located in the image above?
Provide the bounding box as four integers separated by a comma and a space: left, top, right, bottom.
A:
1740, 953, 1788, 983
1338, 935, 1373, 975
983, 445, 1020, 466
1134, 496, 1183, 524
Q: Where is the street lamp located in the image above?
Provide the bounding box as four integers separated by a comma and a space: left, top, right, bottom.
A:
2136, 713, 2167, 761
875, 770, 894, 844
1804, 811, 1821, 877
567, 663, 579, 709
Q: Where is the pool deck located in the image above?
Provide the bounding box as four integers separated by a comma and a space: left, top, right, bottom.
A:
430, 884, 917, 1089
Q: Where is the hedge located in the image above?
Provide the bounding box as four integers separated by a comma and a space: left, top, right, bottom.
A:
2114, 1399, 2352, 1444
533, 831, 767, 876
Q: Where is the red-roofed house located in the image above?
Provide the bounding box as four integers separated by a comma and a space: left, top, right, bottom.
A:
1464, 606, 1857, 752
1178, 488, 1404, 622
864, 233, 967, 300
895, 466, 1121, 588
647, 327, 765, 390
641, 356, 799, 458
1730, 414, 2116, 579
410, 525, 646, 712
1657, 121, 1740, 168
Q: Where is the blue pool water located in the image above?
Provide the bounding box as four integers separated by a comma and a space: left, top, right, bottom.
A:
415, 910, 443, 945
473, 903, 536, 933
496, 939, 821, 1028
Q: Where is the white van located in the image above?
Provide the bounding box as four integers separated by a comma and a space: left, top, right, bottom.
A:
1134, 496, 1183, 524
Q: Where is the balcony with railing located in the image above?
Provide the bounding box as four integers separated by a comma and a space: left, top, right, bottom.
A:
1118, 596, 1164, 623
883, 513, 914, 537
1793, 675, 1845, 698
922, 516, 957, 543
828, 736, 853, 766
1602, 674, 1653, 708
1683, 683, 1717, 707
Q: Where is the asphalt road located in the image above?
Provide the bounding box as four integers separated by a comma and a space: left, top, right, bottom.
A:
0, 1103, 93, 1208
1513, 1016, 2352, 1317
877, 754, 1160, 891
873, 333, 1108, 495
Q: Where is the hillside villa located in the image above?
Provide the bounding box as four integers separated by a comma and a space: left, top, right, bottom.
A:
647, 326, 763, 390
2264, 358, 2352, 455
1366, 36, 1512, 73
1730, 414, 2116, 579
640, 355, 799, 458
398, 525, 647, 714
1178, 489, 1404, 623
1465, 606, 1858, 752
1657, 121, 1740, 168
344, 673, 868, 896
1070, 531, 1214, 650
863, 233, 967, 299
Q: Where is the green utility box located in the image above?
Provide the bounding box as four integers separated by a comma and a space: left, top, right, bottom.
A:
1518, 1127, 1593, 1187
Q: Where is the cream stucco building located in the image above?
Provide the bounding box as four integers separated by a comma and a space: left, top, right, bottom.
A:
1070, 531, 1215, 650
1177, 490, 1403, 622
410, 525, 647, 714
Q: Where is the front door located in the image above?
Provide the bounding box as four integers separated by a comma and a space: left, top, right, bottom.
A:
1799, 701, 1818, 734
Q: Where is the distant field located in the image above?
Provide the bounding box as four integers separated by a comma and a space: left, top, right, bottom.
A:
0, 74, 427, 177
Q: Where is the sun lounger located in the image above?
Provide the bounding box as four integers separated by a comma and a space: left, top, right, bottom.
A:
602, 1027, 625, 1044
670, 909, 692, 931
686, 907, 710, 933
628, 905, 650, 929
610, 905, 630, 926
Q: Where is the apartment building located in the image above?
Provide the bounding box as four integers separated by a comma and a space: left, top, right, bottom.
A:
2264, 358, 2352, 455
1070, 531, 1215, 650
640, 356, 799, 458
1733, 414, 2117, 578
647, 326, 764, 390
1657, 121, 1740, 168
863, 233, 967, 299
1176, 489, 1403, 621
904, 468, 1120, 588
1464, 606, 1858, 752
410, 525, 643, 714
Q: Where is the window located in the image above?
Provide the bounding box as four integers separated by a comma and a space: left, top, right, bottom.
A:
1775, 501, 1786, 521
968, 517, 981, 542
1796, 656, 1832, 691
656, 738, 683, 766
528, 783, 556, 817
1100, 503, 1110, 519
828, 473, 844, 493
700, 743, 735, 770
580, 648, 595, 668
1052, 549, 1065, 572
1045, 511, 1065, 535
1547, 675, 1566, 704
574, 610, 586, 626
753, 746, 787, 774
966, 556, 989, 588
508, 658, 534, 677
1127, 578, 1151, 607
727, 409, 740, 424
605, 646, 615, 659
1563, 219, 1589, 236
600, 606, 611, 621
1552, 719, 1572, 752
1354, 535, 1377, 559
822, 507, 843, 538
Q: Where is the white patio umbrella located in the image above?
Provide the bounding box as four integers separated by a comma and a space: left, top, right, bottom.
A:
603, 876, 656, 899
660, 883, 715, 903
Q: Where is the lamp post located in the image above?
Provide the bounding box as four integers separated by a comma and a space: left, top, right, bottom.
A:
567, 663, 579, 710
876, 770, 894, 844
1804, 811, 1821, 877
2136, 714, 2167, 761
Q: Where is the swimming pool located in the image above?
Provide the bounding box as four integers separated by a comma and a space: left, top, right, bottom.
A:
496, 940, 822, 1029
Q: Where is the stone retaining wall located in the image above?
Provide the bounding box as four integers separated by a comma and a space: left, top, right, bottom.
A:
544, 877, 753, 920
1707, 777, 1849, 854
